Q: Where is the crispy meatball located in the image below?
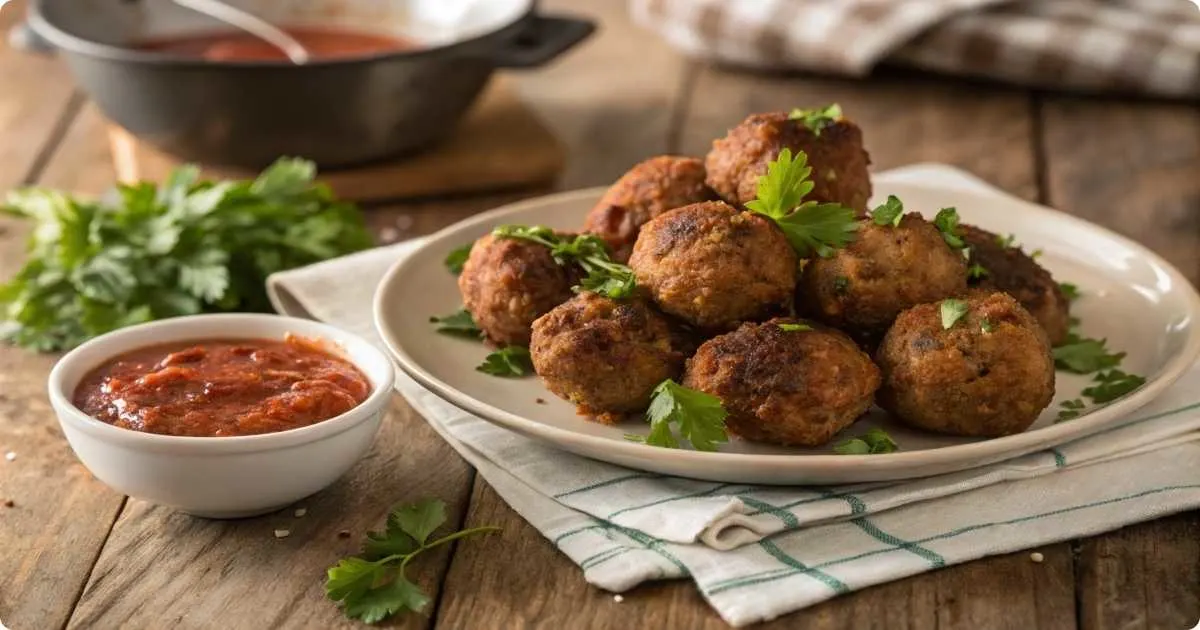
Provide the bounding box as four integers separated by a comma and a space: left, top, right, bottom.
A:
876, 292, 1055, 437
798, 213, 967, 343
683, 319, 880, 446
530, 292, 684, 423
628, 201, 797, 331
458, 234, 577, 347
583, 156, 718, 263
705, 111, 872, 212
962, 225, 1070, 346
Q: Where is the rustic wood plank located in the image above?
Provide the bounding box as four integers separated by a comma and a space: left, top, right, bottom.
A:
1039, 95, 1200, 630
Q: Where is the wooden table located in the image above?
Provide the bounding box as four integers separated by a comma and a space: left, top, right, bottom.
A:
1, 1, 1197, 628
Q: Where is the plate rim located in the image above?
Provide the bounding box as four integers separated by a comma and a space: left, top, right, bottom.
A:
372, 180, 1200, 473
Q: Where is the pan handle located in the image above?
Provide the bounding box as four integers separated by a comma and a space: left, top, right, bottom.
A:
491, 14, 595, 69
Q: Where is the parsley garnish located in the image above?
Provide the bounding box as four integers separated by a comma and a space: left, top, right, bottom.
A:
444, 244, 472, 275
1082, 370, 1146, 403
429, 308, 482, 338
980, 318, 996, 333
871, 195, 904, 227
834, 428, 898, 455
326, 498, 498, 624
996, 233, 1017, 248
1059, 282, 1080, 301
787, 103, 842, 136
1056, 398, 1086, 422
940, 298, 969, 329
476, 346, 533, 377
967, 263, 989, 280
626, 379, 729, 451
0, 159, 373, 352
1052, 334, 1125, 374
777, 323, 813, 332
744, 148, 859, 258
933, 207, 965, 250
1030, 248, 1044, 259
492, 226, 635, 299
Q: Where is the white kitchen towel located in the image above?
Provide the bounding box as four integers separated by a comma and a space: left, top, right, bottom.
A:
267, 164, 1200, 627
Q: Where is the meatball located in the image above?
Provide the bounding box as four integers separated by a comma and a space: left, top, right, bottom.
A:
876, 292, 1055, 437
583, 156, 718, 262
530, 292, 684, 423
798, 213, 967, 343
458, 234, 577, 347
628, 201, 797, 331
705, 111, 872, 212
961, 225, 1071, 346
683, 319, 880, 446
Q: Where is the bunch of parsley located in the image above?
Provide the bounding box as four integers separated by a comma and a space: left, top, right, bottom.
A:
0, 159, 373, 351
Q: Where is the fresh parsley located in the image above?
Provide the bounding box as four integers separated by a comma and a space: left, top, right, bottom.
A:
0, 159, 373, 352
980, 318, 996, 333
1082, 370, 1146, 403
326, 498, 498, 624
1052, 334, 1125, 374
871, 195, 904, 227
492, 226, 636, 299
933, 207, 966, 250
744, 148, 859, 258
967, 263, 989, 280
1059, 282, 1080, 301
429, 308, 482, 338
940, 298, 969, 329
1056, 398, 1086, 422
777, 323, 813, 332
787, 103, 843, 135
444, 244, 472, 275
834, 428, 898, 455
476, 346, 533, 377
627, 379, 729, 452
1030, 248, 1044, 259
996, 233, 1017, 248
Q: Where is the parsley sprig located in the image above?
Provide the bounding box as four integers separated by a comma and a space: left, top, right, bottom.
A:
745, 148, 859, 258
834, 428, 898, 455
1059, 282, 1080, 301
1056, 398, 1086, 422
787, 104, 843, 136
429, 308, 482, 338
1052, 334, 1125, 374
870, 195, 904, 227
477, 346, 533, 377
940, 298, 969, 329
627, 379, 729, 452
326, 498, 499, 624
933, 207, 966, 250
492, 225, 636, 299
444, 244, 472, 275
1082, 369, 1146, 403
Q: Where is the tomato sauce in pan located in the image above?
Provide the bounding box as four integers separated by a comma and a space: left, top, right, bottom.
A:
137, 27, 416, 62
73, 335, 371, 437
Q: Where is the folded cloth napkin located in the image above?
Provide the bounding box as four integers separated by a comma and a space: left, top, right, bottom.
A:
630, 0, 1200, 99
267, 165, 1200, 627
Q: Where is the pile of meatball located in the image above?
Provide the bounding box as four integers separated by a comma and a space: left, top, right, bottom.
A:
457, 110, 1068, 447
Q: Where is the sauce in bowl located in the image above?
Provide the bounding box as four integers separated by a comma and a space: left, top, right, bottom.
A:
73, 335, 370, 437
137, 27, 417, 62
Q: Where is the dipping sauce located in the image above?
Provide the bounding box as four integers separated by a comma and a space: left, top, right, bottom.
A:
137, 27, 416, 62
73, 336, 370, 437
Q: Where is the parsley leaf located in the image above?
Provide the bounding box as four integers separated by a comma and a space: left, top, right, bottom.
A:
1052, 335, 1125, 374
444, 244, 472, 275
628, 379, 729, 452
980, 318, 996, 333
834, 428, 898, 455
429, 308, 482, 338
933, 207, 965, 250
0, 159, 373, 352
787, 103, 843, 136
1082, 370, 1146, 403
492, 226, 636, 299
1056, 398, 1086, 422
871, 195, 904, 227
745, 148, 859, 258
967, 263, 989, 280
327, 498, 498, 624
996, 233, 1017, 248
940, 298, 969, 329
477, 346, 533, 377
777, 323, 813, 332
1059, 282, 1080, 301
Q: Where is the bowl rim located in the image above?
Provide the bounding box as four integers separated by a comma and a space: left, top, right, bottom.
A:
28, 0, 533, 69
47, 313, 395, 454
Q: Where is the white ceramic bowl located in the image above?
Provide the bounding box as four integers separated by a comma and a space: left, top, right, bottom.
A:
47, 314, 395, 518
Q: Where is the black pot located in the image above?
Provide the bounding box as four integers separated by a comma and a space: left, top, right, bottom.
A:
29, 0, 594, 168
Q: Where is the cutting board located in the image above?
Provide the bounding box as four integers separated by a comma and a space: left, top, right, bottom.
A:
108, 80, 565, 203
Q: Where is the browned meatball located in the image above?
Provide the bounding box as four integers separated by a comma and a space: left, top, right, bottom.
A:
530, 292, 684, 423
683, 319, 880, 446
583, 156, 718, 263
458, 234, 577, 347
798, 213, 968, 343
705, 111, 872, 212
629, 201, 797, 331
876, 292, 1055, 437
961, 225, 1070, 346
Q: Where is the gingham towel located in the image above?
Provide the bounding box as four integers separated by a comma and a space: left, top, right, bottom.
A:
630, 0, 1200, 99
267, 165, 1200, 627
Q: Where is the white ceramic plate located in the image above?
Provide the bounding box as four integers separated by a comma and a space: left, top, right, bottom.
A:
373, 167, 1200, 484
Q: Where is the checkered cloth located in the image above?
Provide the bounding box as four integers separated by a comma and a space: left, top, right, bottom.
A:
630, 0, 1200, 98
267, 165, 1200, 627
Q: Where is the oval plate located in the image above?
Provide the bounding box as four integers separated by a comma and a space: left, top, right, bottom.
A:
374, 166, 1200, 484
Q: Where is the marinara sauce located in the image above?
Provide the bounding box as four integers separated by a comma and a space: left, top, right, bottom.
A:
73, 335, 370, 437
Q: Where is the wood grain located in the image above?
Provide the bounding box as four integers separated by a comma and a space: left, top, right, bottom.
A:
1039, 95, 1200, 630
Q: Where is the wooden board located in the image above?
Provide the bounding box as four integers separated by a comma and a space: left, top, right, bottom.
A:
108, 80, 564, 203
